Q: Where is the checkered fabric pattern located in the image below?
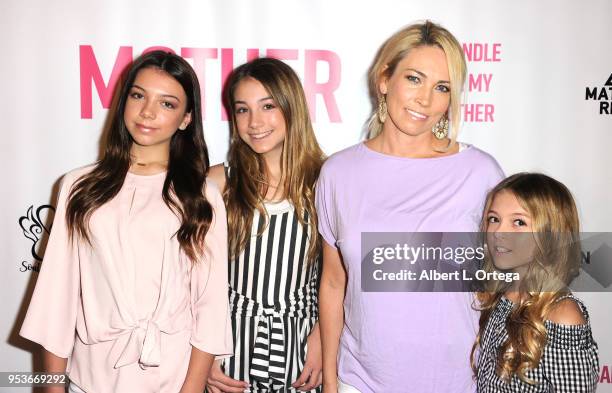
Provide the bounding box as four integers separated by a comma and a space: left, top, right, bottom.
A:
476, 294, 599, 392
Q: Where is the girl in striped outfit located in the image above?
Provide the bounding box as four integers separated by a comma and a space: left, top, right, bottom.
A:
207, 57, 324, 393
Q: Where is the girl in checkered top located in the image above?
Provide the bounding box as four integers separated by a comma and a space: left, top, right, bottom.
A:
472, 173, 599, 392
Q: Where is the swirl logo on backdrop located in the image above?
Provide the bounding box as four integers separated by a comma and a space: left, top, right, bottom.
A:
585, 73, 612, 114
18, 204, 55, 272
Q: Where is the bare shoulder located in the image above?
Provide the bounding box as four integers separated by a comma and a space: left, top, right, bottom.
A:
547, 298, 587, 326
207, 164, 226, 193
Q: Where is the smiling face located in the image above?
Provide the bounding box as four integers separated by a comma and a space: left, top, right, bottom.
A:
379, 45, 451, 140
123, 67, 191, 151
485, 190, 537, 276
233, 77, 287, 160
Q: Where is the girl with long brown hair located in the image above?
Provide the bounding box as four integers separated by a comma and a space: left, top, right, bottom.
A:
20, 50, 232, 393
207, 57, 325, 393
472, 173, 599, 392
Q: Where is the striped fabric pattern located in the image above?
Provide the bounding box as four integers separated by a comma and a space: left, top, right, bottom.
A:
223, 200, 320, 393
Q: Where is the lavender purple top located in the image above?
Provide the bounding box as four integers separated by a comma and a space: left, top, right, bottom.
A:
315, 142, 504, 393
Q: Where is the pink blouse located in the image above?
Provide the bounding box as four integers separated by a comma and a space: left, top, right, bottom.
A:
20, 166, 233, 392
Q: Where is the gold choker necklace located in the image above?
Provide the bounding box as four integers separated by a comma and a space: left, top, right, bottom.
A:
135, 161, 167, 167
130, 156, 168, 167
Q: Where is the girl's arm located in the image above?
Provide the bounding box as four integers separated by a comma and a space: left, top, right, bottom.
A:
207, 359, 249, 393
42, 349, 68, 393
189, 182, 233, 389
179, 347, 215, 393
42, 348, 67, 371
547, 298, 586, 325
20, 171, 81, 392
206, 167, 252, 393
319, 241, 346, 393
207, 164, 227, 193
291, 322, 322, 391
543, 297, 597, 392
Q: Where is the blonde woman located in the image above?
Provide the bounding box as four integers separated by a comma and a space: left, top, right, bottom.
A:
207, 58, 325, 393
316, 21, 504, 392
472, 173, 599, 392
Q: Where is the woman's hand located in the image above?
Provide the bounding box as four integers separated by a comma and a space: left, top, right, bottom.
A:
291, 323, 322, 391
206, 359, 249, 393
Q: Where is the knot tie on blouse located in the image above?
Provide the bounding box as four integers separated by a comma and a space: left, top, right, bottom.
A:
230, 288, 315, 385
113, 319, 172, 369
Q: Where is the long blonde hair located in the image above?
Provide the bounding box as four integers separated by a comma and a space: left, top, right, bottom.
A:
471, 173, 582, 384
224, 57, 325, 263
367, 20, 466, 148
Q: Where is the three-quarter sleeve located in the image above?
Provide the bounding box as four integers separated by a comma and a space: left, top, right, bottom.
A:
315, 164, 338, 249
189, 182, 233, 358
20, 172, 81, 358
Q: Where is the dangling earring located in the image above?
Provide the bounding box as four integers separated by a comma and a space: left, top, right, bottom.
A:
377, 95, 387, 123
432, 113, 449, 140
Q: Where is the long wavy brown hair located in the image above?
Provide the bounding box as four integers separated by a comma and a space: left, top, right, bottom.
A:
471, 173, 582, 384
224, 57, 324, 263
66, 50, 212, 262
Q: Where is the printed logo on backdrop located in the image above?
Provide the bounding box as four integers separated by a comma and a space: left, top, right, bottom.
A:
578, 233, 612, 289
601, 363, 612, 384
582, 243, 612, 288
18, 205, 55, 272
78, 43, 502, 125
461, 42, 502, 123
79, 45, 342, 122
585, 73, 612, 114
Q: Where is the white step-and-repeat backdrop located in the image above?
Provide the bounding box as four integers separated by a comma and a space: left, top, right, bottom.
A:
2, 0, 611, 391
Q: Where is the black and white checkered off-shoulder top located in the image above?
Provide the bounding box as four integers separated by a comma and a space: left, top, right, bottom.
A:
476, 294, 599, 392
